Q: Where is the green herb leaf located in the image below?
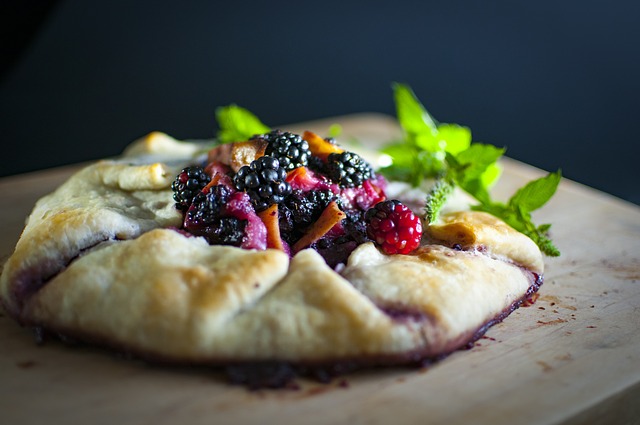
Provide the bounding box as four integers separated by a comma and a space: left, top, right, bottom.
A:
458, 177, 493, 205
386, 83, 476, 184
538, 238, 561, 257
434, 123, 471, 155
448, 144, 505, 185
480, 162, 502, 189
537, 223, 552, 233
508, 169, 562, 213
393, 82, 438, 138
381, 142, 414, 168
424, 179, 454, 223
215, 104, 270, 144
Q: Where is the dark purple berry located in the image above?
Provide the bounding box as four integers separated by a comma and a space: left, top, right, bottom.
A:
285, 189, 335, 226
233, 156, 292, 211
186, 185, 232, 226
260, 130, 310, 171
183, 185, 248, 247
171, 166, 211, 211
202, 217, 245, 246
326, 151, 374, 188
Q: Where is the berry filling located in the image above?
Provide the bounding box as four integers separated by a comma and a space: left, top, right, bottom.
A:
171, 130, 422, 265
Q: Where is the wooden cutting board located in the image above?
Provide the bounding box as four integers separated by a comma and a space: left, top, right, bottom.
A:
1, 114, 639, 425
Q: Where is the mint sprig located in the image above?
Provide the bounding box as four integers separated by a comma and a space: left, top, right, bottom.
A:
385, 83, 561, 256
380, 83, 492, 187
424, 179, 454, 223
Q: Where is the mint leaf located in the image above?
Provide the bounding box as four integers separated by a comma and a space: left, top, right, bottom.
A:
387, 83, 473, 184
215, 104, 270, 144
378, 163, 415, 183
480, 162, 502, 188
393, 82, 438, 138
458, 177, 493, 205
535, 229, 561, 257
379, 142, 418, 182
511, 203, 561, 257
509, 169, 562, 212
448, 144, 505, 185
443, 144, 504, 206
379, 140, 446, 185
537, 223, 552, 233
435, 123, 472, 155
381, 142, 414, 169
424, 179, 454, 223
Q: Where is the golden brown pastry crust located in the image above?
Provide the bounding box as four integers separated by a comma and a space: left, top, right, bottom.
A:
426, 210, 544, 274
0, 133, 544, 365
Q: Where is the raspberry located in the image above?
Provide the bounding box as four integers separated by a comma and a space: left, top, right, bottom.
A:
261, 130, 310, 171
326, 151, 374, 188
171, 166, 211, 211
365, 200, 423, 254
233, 156, 292, 211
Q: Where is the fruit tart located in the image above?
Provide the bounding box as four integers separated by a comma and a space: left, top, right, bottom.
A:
0, 86, 560, 388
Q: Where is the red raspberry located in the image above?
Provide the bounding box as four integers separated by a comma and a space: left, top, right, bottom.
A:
365, 200, 423, 255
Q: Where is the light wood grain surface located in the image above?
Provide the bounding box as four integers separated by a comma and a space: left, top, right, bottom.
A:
1, 114, 639, 425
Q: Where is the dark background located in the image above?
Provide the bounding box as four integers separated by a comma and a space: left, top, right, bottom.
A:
1, 0, 639, 204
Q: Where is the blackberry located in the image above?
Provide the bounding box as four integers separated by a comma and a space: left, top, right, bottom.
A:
307, 189, 336, 209
341, 210, 371, 245
284, 189, 336, 227
202, 217, 245, 246
184, 186, 246, 247
262, 130, 310, 171
233, 156, 292, 211
186, 185, 232, 226
306, 155, 326, 174
171, 166, 211, 211
326, 151, 374, 188
277, 189, 336, 244
365, 200, 423, 255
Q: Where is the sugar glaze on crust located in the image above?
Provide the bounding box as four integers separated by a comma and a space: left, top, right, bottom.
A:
0, 132, 545, 386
